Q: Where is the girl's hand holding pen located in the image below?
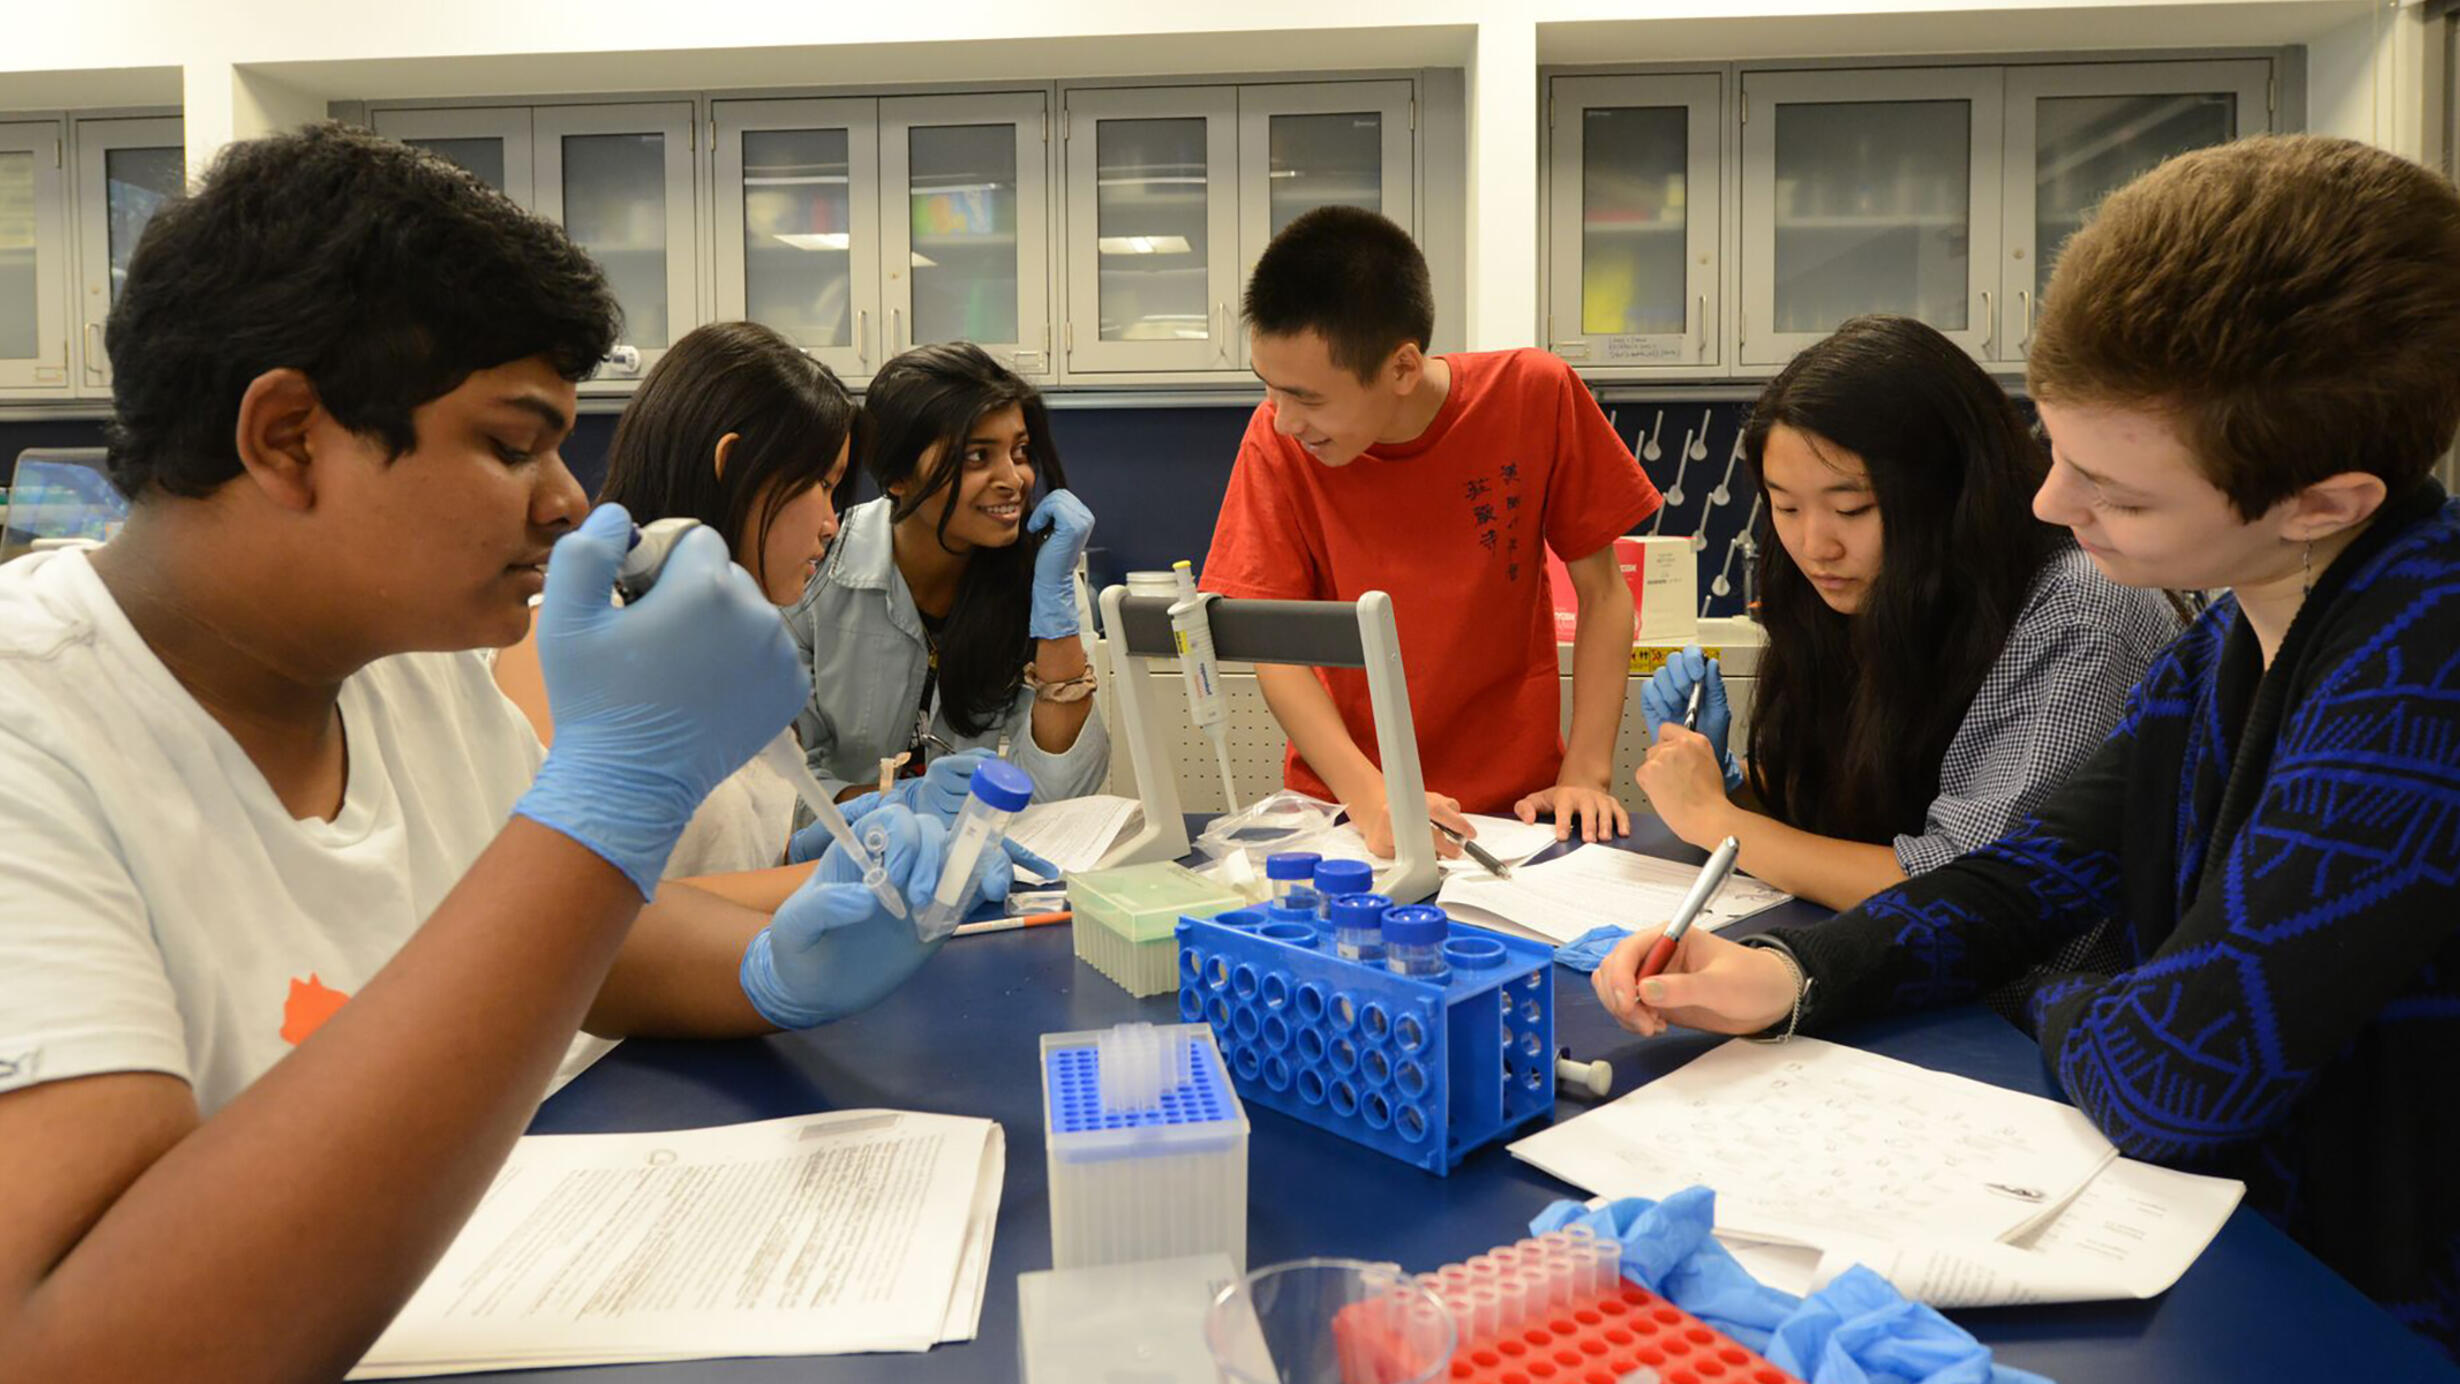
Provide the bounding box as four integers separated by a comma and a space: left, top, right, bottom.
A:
1591, 925, 1795, 1038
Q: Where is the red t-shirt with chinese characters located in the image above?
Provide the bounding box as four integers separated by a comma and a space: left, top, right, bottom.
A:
1200, 349, 1662, 812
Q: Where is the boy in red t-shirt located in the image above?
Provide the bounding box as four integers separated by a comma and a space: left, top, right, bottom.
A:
1201, 206, 1662, 858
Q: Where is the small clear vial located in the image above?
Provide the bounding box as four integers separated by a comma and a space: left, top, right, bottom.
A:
1383, 905, 1451, 978
1314, 858, 1373, 925
1264, 851, 1323, 916
1329, 892, 1391, 963
914, 759, 1033, 941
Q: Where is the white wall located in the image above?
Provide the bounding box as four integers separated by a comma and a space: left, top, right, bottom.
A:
3, 0, 2418, 351
2308, 1, 2444, 166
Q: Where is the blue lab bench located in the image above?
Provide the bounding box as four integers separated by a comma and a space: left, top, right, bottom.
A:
419, 818, 2456, 1383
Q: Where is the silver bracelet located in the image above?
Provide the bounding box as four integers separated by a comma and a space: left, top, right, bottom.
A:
1741, 936, 1812, 1044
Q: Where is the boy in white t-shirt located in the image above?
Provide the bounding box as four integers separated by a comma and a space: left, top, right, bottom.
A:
0, 124, 999, 1380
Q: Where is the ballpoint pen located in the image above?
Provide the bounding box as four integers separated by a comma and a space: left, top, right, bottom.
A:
1636, 834, 1741, 981
1435, 821, 1512, 879
951, 910, 1071, 937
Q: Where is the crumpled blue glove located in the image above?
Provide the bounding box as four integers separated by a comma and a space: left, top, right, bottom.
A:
786, 747, 1059, 876
1531, 1192, 2050, 1384
1026, 488, 1094, 640
741, 803, 1017, 1029
1554, 924, 1635, 974
515, 504, 807, 897
1640, 645, 1743, 792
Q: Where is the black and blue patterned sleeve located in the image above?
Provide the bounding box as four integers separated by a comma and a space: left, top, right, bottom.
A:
2021, 612, 2460, 1166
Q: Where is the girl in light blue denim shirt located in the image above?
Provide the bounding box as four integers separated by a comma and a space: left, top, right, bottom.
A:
786, 343, 1108, 811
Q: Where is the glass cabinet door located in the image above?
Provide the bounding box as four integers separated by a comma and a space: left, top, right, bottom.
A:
1061, 86, 1237, 375
1740, 68, 2003, 367
2000, 60, 2268, 362
370, 106, 535, 205
1235, 80, 1415, 370
714, 98, 882, 381
535, 103, 699, 382
1546, 73, 1722, 370
880, 92, 1049, 378
0, 120, 70, 392
71, 115, 182, 394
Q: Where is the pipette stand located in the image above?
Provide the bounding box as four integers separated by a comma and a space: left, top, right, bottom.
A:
1097, 586, 1439, 907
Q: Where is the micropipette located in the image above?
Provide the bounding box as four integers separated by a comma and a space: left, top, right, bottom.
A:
612, 518, 906, 919
1167, 559, 1241, 815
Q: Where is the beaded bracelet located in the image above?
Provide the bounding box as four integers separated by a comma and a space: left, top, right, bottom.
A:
1738, 935, 1813, 1044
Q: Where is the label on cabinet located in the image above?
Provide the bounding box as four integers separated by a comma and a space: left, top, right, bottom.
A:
1602, 336, 1681, 363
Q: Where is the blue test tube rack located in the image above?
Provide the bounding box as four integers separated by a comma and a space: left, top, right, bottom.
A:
1175, 907, 1556, 1176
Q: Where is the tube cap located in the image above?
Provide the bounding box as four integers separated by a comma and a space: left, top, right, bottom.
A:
967, 759, 1035, 812
1381, 904, 1450, 946
1315, 858, 1374, 896
1329, 892, 1392, 931
1265, 851, 1324, 881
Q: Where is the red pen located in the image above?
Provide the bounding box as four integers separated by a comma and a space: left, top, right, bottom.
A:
1637, 836, 1741, 981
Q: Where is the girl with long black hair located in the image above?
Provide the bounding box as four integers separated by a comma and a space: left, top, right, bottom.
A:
1632, 314, 2176, 911
786, 341, 1107, 811
496, 319, 865, 887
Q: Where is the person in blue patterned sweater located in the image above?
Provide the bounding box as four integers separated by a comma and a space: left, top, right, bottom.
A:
1592, 134, 2460, 1360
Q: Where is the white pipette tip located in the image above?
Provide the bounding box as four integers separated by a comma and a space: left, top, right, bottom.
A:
762, 739, 906, 918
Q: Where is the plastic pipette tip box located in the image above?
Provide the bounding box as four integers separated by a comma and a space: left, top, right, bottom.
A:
1336, 1229, 1802, 1384
1176, 908, 1555, 1175
1071, 861, 1247, 997
1041, 1022, 1249, 1270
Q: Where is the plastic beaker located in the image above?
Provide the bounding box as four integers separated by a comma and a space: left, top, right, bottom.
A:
1205, 1258, 1455, 1384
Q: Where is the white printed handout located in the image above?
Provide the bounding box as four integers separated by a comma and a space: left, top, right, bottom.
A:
349, 1110, 1004, 1378
1437, 843, 1790, 944
1008, 794, 1142, 881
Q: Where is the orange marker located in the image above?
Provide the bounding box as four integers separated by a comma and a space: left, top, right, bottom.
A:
1636, 836, 1740, 982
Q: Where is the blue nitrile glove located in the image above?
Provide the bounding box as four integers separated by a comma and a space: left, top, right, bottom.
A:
1764, 1266, 2050, 1384
1555, 924, 1635, 974
515, 504, 806, 897
741, 803, 1018, 1029
1026, 488, 1095, 639
1640, 645, 1743, 792
1532, 1193, 2049, 1384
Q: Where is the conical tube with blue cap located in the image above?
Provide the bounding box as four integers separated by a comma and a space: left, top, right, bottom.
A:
915, 759, 1035, 942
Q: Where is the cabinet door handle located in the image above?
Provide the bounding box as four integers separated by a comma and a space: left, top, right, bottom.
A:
1981, 290, 1996, 356
1695, 294, 1707, 360
858, 309, 871, 368
892, 307, 906, 354
1215, 301, 1230, 361
83, 321, 105, 381
2017, 289, 2033, 354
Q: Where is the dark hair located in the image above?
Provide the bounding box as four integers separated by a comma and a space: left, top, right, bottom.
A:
2030, 134, 2460, 517
597, 321, 863, 577
864, 342, 1066, 737
1744, 315, 2065, 845
103, 121, 618, 499
1241, 205, 1434, 380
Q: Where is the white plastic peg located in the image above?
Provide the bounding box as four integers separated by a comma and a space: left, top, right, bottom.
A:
1555, 1053, 1613, 1099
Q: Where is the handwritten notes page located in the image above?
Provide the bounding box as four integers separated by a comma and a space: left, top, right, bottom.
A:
1511, 1040, 2244, 1308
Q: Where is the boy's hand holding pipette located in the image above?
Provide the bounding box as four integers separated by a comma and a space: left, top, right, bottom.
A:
516, 505, 807, 898
741, 804, 1018, 1029
1590, 923, 1795, 1039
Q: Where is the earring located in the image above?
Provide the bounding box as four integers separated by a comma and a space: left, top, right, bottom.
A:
2301, 541, 2314, 599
